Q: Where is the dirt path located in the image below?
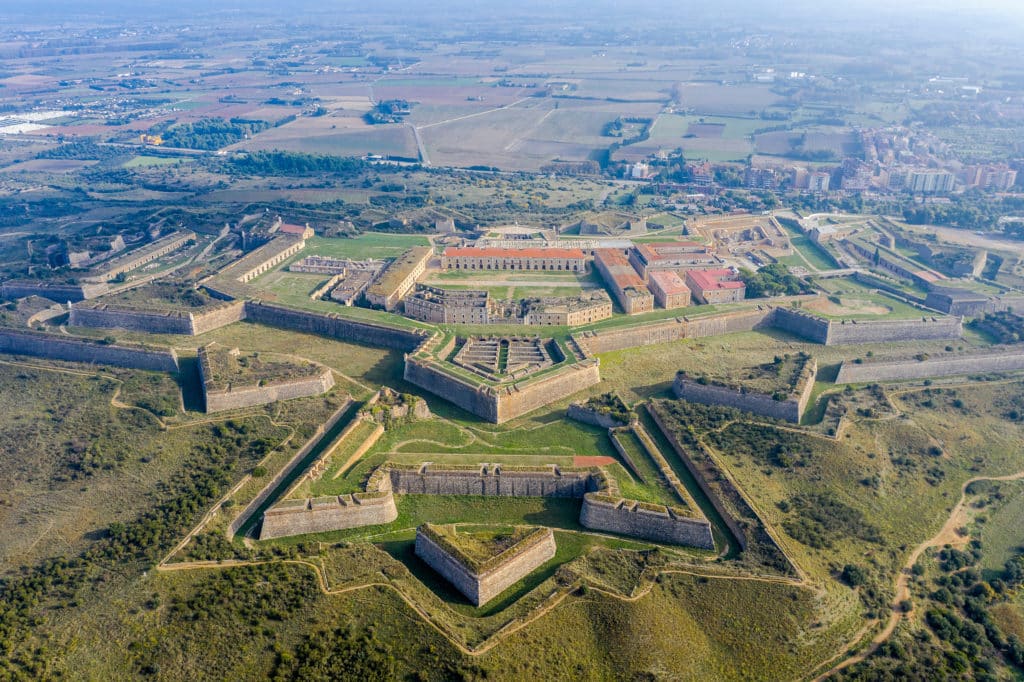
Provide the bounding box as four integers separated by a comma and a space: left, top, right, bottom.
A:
814, 469, 1024, 680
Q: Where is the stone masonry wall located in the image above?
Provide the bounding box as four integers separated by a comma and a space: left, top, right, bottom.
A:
567, 403, 629, 429
414, 530, 481, 603
579, 497, 714, 548
203, 368, 335, 413
1, 280, 109, 302
674, 380, 801, 422
260, 494, 398, 540
69, 301, 248, 336
70, 305, 195, 335
414, 527, 557, 606
646, 406, 747, 550
0, 329, 179, 372
403, 357, 499, 420
389, 464, 592, 497
673, 359, 817, 424
495, 360, 601, 423
244, 301, 427, 352
190, 302, 248, 335
770, 307, 830, 343
403, 356, 601, 423
231, 401, 352, 537
835, 349, 1024, 384
574, 308, 773, 355
825, 316, 962, 345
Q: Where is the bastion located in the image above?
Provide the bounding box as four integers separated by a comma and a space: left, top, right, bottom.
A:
415, 524, 556, 606
0, 328, 179, 373
834, 347, 1024, 384
261, 462, 714, 550
197, 343, 334, 413
673, 354, 817, 423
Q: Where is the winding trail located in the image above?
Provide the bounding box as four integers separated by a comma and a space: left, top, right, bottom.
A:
814, 469, 1024, 680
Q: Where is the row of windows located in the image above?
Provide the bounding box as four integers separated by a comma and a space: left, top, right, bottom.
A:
446, 259, 584, 272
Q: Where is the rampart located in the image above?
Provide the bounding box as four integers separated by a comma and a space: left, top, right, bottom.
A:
835, 349, 1024, 384
770, 307, 830, 343
673, 358, 817, 424
567, 403, 630, 429
574, 306, 961, 355
260, 461, 713, 549
414, 525, 557, 606
573, 308, 774, 355
0, 329, 179, 372
260, 493, 398, 540
69, 301, 249, 336
403, 355, 601, 423
201, 367, 335, 413
1, 279, 109, 302
579, 496, 713, 548
389, 463, 592, 497
231, 401, 353, 538
243, 301, 428, 352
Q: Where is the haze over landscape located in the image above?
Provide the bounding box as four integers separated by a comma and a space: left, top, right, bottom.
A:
1, 0, 1024, 680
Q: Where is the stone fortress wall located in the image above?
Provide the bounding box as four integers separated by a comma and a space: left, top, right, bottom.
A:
260, 492, 398, 540
414, 526, 557, 606
673, 358, 818, 424
1, 280, 110, 302
244, 301, 428, 352
403, 354, 601, 423
0, 328, 179, 372
835, 347, 1024, 384
197, 346, 336, 413
574, 305, 962, 356
70, 303, 195, 334
261, 462, 714, 549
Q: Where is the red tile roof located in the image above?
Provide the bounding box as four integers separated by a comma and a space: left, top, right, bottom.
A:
443, 247, 585, 259
687, 268, 744, 291
279, 223, 309, 235
648, 270, 690, 295
594, 249, 646, 289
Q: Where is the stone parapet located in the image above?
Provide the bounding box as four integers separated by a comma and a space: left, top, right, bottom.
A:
414, 526, 557, 606
244, 300, 428, 352
580, 496, 713, 548
260, 493, 398, 540
835, 349, 1024, 384
0, 329, 179, 372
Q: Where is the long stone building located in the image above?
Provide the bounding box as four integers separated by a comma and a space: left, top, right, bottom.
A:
593, 248, 654, 314
628, 241, 716, 279
365, 246, 432, 311
403, 284, 612, 326
441, 247, 587, 272
81, 229, 195, 283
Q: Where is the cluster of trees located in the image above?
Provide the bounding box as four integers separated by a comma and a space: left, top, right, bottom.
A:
739, 263, 806, 297
161, 117, 270, 150
273, 627, 395, 681
364, 99, 411, 124
968, 310, 1024, 344
229, 151, 366, 177
842, 539, 1024, 681
903, 194, 1024, 233
0, 424, 270, 677
778, 491, 882, 549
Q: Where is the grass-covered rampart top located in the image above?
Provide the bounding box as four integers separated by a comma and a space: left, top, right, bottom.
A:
82, 281, 220, 311
199, 344, 324, 392
968, 310, 1024, 344
681, 351, 813, 399
419, 523, 550, 574
579, 392, 633, 424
